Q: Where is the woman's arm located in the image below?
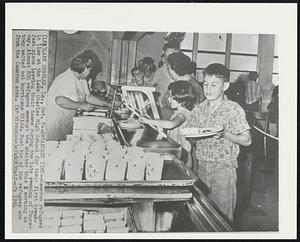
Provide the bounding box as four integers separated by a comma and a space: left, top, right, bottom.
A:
86, 94, 111, 107
55, 96, 93, 111
139, 112, 186, 130
218, 129, 252, 146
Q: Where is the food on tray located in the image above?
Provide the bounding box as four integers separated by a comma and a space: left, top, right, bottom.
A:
200, 128, 215, 133
180, 126, 223, 137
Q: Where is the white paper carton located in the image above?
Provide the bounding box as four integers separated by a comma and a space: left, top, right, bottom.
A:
43, 216, 61, 227
126, 158, 146, 180
89, 141, 106, 155
83, 219, 105, 230
106, 227, 129, 233
44, 153, 63, 181
144, 153, 164, 181
85, 153, 106, 181
66, 134, 81, 142
58, 225, 82, 233
61, 210, 83, 218
40, 225, 60, 233
64, 151, 84, 181
105, 159, 127, 181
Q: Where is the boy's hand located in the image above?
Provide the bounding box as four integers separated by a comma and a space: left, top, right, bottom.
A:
139, 116, 149, 124
214, 126, 225, 140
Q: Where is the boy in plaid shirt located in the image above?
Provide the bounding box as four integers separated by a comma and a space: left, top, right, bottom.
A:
184, 63, 252, 222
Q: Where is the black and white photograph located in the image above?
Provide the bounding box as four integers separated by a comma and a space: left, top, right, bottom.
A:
5, 3, 297, 240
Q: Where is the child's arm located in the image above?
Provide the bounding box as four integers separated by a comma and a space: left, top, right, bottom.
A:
216, 129, 252, 146
139, 113, 186, 130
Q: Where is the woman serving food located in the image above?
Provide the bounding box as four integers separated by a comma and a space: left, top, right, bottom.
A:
46, 50, 111, 141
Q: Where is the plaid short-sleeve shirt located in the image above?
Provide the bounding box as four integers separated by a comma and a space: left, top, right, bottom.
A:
184, 98, 250, 168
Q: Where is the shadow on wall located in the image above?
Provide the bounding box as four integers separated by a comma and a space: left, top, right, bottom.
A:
49, 31, 112, 88
136, 32, 166, 68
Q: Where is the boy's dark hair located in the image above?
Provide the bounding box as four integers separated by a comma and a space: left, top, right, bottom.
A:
168, 80, 196, 111
203, 63, 230, 82
248, 71, 258, 81
138, 56, 156, 73
131, 66, 143, 76
167, 52, 196, 76
162, 41, 181, 52
163, 32, 185, 51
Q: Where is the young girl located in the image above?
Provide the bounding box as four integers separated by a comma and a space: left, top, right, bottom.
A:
139, 80, 196, 162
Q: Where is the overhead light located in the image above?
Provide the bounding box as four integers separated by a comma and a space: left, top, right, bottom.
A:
63, 30, 79, 35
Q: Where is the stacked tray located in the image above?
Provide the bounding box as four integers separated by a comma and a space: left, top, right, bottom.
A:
40, 207, 132, 233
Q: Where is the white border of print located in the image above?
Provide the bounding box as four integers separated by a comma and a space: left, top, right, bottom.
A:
5, 3, 297, 239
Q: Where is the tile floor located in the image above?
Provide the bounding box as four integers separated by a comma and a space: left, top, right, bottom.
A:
240, 162, 278, 231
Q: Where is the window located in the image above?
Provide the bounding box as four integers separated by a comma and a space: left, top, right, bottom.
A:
273, 58, 278, 74
194, 33, 226, 80
181, 32, 194, 50
230, 55, 257, 72
274, 34, 278, 57
181, 51, 192, 60
198, 33, 226, 52
197, 53, 225, 69
231, 34, 259, 54
273, 35, 279, 86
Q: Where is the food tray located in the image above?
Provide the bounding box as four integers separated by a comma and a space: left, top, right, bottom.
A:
180, 126, 223, 138
39, 205, 137, 233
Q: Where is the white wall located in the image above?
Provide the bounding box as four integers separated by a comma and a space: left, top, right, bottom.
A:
136, 32, 166, 68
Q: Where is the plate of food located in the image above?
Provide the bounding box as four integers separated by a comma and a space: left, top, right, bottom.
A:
180, 126, 223, 138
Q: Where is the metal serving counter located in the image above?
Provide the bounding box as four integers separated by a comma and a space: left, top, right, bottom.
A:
44, 114, 233, 232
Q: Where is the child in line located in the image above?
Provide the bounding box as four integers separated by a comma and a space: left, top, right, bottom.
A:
130, 66, 145, 86
139, 80, 196, 161
183, 63, 252, 222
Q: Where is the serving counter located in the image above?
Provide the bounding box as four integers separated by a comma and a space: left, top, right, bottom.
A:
44, 111, 233, 232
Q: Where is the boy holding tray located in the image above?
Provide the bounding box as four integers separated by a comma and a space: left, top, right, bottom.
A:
183, 63, 252, 222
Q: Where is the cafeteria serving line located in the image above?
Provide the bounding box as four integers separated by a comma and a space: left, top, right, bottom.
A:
43, 31, 278, 232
